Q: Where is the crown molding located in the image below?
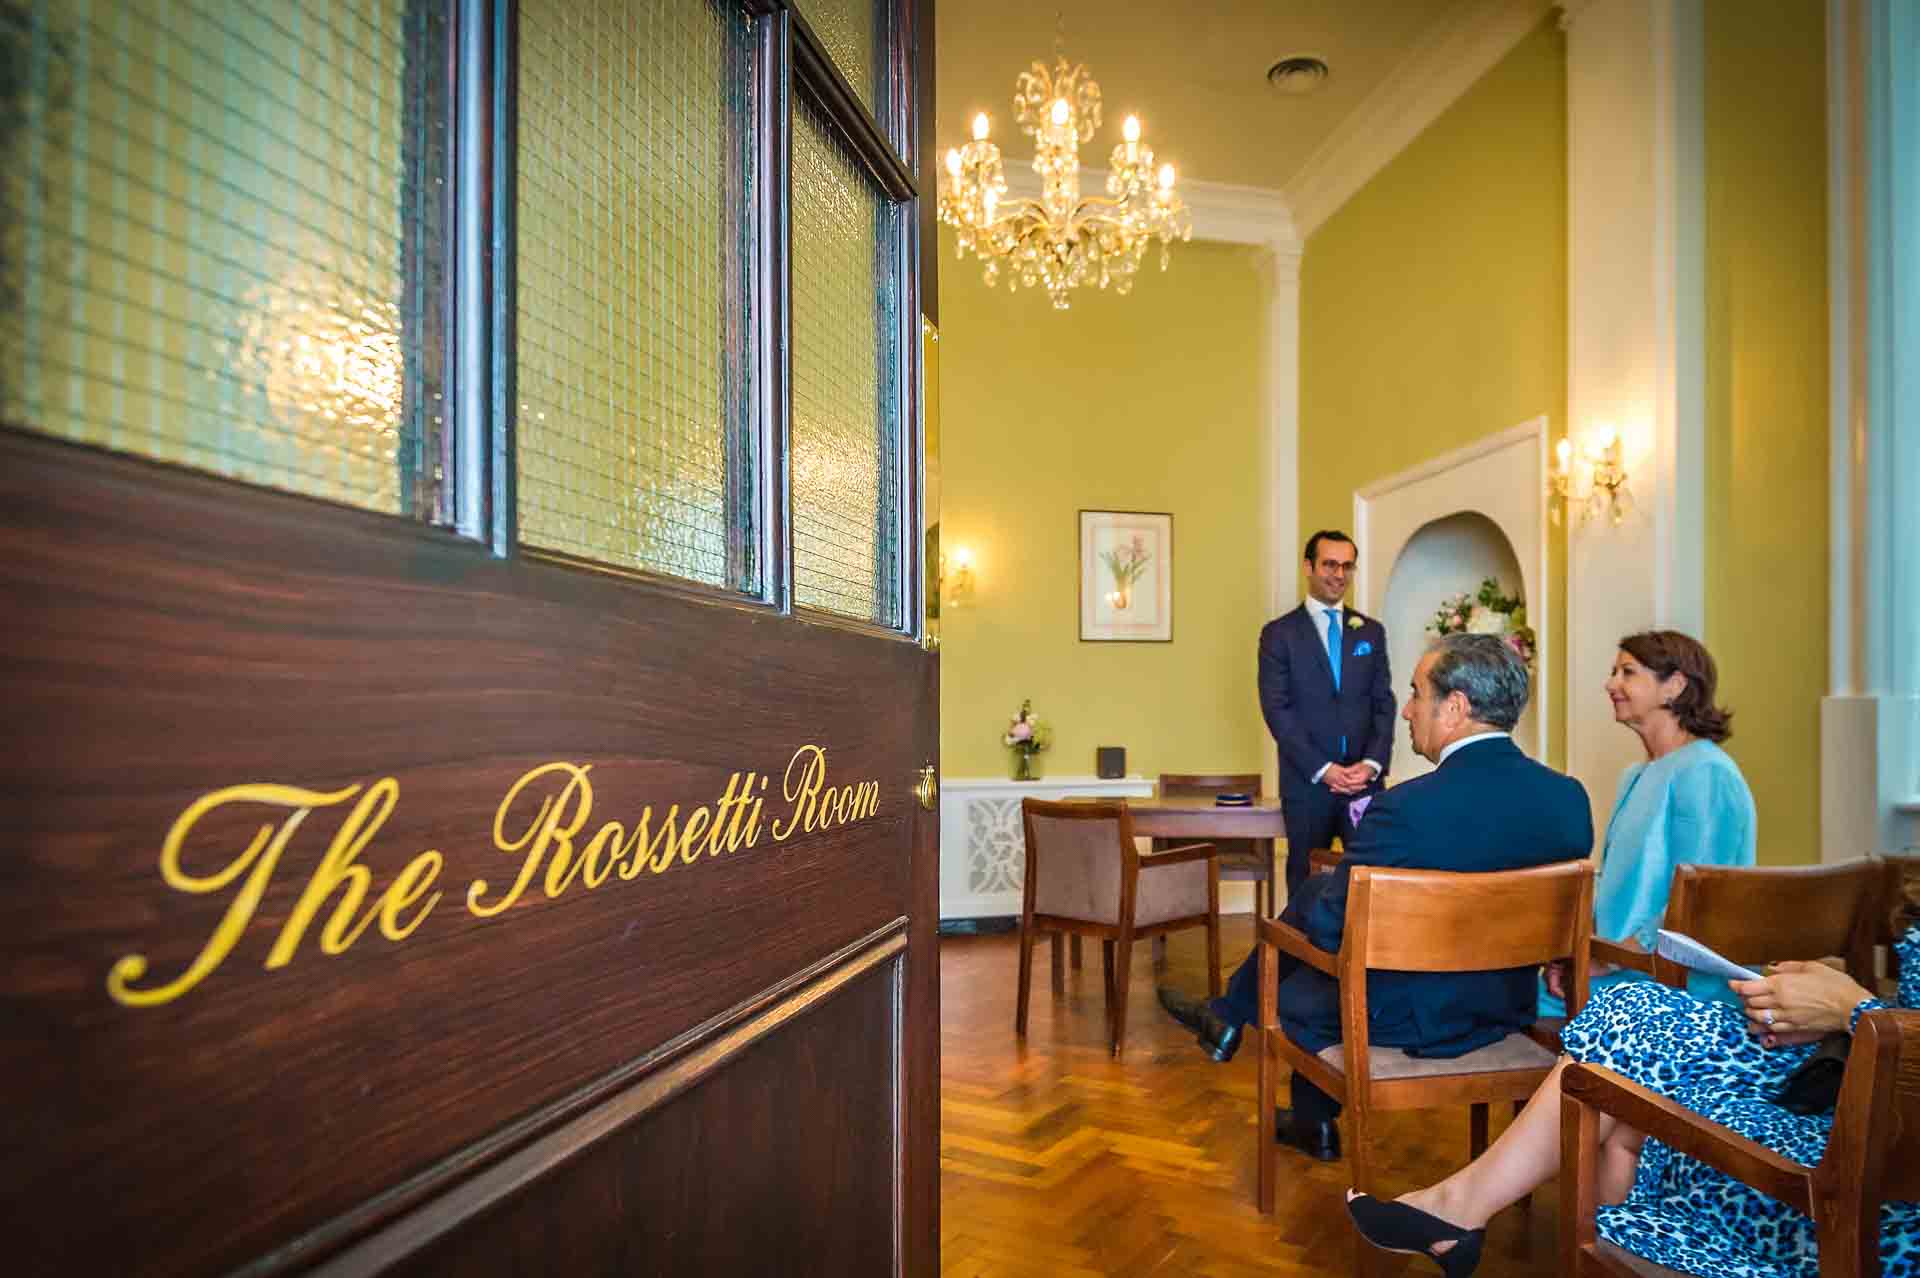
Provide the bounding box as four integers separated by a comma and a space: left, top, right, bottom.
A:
1282, 0, 1555, 241
989, 166, 1299, 250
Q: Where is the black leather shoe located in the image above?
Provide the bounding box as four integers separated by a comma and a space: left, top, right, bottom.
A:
1155, 987, 1242, 1062
1273, 1107, 1342, 1162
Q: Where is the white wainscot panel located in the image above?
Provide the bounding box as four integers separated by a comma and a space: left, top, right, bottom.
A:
938, 776, 1155, 920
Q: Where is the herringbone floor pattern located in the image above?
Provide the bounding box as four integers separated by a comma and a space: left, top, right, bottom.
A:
940, 919, 1559, 1276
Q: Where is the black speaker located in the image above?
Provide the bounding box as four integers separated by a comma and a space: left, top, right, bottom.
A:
1095, 746, 1126, 779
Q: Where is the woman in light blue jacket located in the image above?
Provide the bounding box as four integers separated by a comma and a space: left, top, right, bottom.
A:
1541, 629, 1756, 1016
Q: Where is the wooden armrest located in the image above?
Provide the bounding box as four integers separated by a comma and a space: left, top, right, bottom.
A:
1562, 1063, 1811, 1213
1590, 936, 1653, 973
1140, 842, 1215, 868
1256, 915, 1336, 975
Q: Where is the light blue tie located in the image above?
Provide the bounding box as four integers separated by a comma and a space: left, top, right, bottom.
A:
1325, 608, 1343, 692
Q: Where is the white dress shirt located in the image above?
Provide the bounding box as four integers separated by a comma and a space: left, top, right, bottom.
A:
1439, 730, 1512, 764
1301, 596, 1385, 785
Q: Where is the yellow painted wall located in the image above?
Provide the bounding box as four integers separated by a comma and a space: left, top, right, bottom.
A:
1298, 16, 1569, 765
936, 235, 1273, 781
1702, 0, 1828, 864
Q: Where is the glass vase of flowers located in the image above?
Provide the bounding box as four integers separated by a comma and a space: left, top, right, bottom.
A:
1427, 577, 1536, 669
1002, 699, 1052, 781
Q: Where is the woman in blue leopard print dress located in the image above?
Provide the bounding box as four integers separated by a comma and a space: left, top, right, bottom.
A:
1343, 924, 1920, 1277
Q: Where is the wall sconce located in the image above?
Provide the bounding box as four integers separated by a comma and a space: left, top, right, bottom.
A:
941, 545, 977, 606
1550, 427, 1635, 527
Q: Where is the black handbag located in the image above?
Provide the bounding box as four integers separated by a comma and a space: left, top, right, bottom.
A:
1772, 1031, 1851, 1116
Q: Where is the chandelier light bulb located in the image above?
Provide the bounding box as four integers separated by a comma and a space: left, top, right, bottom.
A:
1122, 115, 1140, 143
945, 148, 962, 176
1050, 98, 1070, 125
1158, 163, 1176, 190
972, 112, 991, 141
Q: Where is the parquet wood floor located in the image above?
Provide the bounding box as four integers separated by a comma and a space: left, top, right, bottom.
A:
940, 918, 1560, 1276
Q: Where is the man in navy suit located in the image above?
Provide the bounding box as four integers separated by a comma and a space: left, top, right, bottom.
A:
1262, 530, 1397, 896
1160, 634, 1592, 1161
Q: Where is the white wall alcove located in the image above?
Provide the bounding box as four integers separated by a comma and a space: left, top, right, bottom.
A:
1354, 418, 1552, 781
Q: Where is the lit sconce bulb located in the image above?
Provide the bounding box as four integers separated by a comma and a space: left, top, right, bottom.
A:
1122, 115, 1141, 143
1590, 423, 1618, 457
945, 148, 962, 176
1556, 437, 1572, 471
1158, 163, 1176, 190
951, 546, 974, 570
972, 112, 991, 141
1050, 98, 1070, 125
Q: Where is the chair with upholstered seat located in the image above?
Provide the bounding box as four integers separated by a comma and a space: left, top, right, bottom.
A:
1255, 860, 1595, 1234
1562, 1007, 1920, 1276
1016, 798, 1221, 1060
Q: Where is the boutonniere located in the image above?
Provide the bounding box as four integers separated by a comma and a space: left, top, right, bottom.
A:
1347, 614, 1365, 629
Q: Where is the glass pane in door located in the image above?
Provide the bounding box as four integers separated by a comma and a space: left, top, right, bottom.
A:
2, 0, 445, 516
515, 0, 759, 592
789, 92, 903, 627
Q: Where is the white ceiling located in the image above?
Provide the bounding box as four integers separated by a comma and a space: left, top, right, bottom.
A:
935, 0, 1519, 195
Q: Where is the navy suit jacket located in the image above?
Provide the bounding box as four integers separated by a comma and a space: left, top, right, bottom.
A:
1259, 604, 1396, 795
1277, 736, 1594, 1056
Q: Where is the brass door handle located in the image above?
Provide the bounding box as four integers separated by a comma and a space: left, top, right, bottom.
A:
914, 764, 938, 811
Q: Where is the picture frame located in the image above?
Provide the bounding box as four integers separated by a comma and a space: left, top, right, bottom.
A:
1079, 510, 1173, 642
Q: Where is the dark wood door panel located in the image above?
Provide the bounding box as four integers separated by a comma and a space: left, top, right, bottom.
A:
361, 945, 901, 1277
0, 434, 933, 1275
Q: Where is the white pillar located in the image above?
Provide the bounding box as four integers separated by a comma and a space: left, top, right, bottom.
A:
1824, 0, 1920, 859
1561, 0, 1707, 835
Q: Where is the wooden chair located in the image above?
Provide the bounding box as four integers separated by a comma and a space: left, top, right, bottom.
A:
1256, 860, 1596, 1221
1016, 798, 1221, 1060
1157, 772, 1276, 909
1880, 853, 1919, 994
1561, 1007, 1920, 1276
1588, 859, 1885, 991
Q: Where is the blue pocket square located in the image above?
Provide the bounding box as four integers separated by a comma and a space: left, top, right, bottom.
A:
1353, 641, 1373, 656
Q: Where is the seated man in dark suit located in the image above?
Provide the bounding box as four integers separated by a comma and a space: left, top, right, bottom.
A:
1159, 633, 1592, 1160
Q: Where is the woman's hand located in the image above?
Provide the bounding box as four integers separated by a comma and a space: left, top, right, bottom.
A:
1730, 961, 1874, 1045
1545, 959, 1569, 1000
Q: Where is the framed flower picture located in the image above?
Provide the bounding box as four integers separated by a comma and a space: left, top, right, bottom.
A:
1079, 510, 1173, 642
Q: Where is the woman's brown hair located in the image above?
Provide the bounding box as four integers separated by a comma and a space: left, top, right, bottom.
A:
1618, 630, 1733, 743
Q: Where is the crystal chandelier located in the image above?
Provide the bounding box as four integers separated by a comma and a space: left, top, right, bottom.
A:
939, 55, 1191, 309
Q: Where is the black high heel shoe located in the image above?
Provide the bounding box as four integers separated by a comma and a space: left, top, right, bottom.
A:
1344, 1191, 1485, 1277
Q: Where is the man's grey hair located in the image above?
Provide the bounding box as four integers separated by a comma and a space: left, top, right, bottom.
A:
1426, 633, 1530, 731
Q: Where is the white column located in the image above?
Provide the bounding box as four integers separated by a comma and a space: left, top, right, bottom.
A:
1264, 240, 1303, 811
1824, 0, 1920, 858
1562, 0, 1707, 834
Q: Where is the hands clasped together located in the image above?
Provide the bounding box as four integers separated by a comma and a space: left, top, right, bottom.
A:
1730, 961, 1875, 1049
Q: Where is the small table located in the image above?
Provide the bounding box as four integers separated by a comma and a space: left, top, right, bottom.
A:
1126, 795, 1288, 844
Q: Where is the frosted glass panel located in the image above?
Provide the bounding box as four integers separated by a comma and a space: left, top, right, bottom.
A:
795, 0, 880, 114
515, 0, 758, 591
790, 94, 902, 627
3, 0, 443, 515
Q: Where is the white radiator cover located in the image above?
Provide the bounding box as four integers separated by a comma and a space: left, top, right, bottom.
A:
938, 775, 1155, 920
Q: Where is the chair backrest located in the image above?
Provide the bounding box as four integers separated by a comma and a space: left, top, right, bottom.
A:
1882, 853, 1920, 946
1663, 859, 1882, 986
1158, 772, 1262, 800
1346, 860, 1596, 985
1020, 798, 1135, 926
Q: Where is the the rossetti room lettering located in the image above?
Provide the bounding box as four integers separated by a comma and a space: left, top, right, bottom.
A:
107, 744, 881, 1008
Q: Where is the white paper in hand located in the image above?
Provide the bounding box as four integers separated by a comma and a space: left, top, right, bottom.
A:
1654, 929, 1764, 983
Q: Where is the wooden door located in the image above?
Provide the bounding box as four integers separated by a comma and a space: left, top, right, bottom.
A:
0, 0, 938, 1273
